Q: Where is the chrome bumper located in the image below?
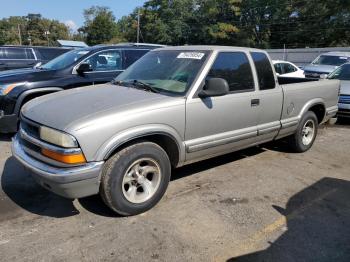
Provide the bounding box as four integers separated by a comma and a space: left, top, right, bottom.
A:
12, 135, 104, 198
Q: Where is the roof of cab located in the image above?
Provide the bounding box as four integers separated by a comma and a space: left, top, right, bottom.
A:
92, 43, 165, 50
155, 45, 265, 52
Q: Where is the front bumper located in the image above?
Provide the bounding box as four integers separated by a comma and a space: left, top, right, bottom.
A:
338, 103, 350, 118
0, 111, 18, 133
12, 135, 104, 199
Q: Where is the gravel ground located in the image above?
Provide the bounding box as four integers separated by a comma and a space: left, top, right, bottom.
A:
0, 121, 349, 262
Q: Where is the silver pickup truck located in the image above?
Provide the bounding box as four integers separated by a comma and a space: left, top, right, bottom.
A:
12, 46, 339, 216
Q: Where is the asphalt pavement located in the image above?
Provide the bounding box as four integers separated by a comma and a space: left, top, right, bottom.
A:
0, 121, 349, 262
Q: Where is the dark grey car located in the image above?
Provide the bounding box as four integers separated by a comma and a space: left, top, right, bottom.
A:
0, 46, 72, 71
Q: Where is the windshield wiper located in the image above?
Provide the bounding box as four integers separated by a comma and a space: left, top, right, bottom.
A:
111, 79, 159, 93
121, 80, 158, 93
132, 80, 158, 93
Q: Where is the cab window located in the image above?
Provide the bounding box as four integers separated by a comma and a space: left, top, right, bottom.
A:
207, 52, 255, 92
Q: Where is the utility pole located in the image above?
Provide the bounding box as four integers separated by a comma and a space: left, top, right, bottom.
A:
17, 24, 22, 45
137, 9, 140, 43
44, 31, 50, 46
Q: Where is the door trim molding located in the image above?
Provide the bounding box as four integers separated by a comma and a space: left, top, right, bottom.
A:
186, 127, 257, 153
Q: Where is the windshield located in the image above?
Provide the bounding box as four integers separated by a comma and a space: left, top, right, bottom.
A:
328, 64, 350, 80
41, 49, 90, 70
312, 55, 350, 66
115, 50, 210, 95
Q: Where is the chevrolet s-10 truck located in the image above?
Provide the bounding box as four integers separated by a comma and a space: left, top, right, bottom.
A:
12, 46, 339, 216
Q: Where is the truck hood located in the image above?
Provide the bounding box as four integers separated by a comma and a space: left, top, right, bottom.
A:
340, 80, 350, 95
303, 64, 339, 74
22, 83, 181, 132
0, 68, 55, 84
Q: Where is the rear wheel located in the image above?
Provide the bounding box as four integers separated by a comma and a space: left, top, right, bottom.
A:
288, 111, 318, 152
100, 142, 171, 216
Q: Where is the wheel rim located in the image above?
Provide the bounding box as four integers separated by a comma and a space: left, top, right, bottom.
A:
122, 158, 161, 204
301, 119, 315, 146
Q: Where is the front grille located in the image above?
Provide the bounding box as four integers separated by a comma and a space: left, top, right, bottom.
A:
339, 95, 350, 104
338, 108, 350, 115
304, 71, 328, 78
20, 135, 41, 154
21, 118, 40, 139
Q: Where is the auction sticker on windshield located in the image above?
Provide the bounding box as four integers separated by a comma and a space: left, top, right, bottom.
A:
177, 52, 205, 60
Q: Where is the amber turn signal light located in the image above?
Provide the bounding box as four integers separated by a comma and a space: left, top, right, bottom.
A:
41, 148, 86, 164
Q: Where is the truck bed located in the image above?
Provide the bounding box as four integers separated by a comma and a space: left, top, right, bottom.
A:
277, 76, 318, 85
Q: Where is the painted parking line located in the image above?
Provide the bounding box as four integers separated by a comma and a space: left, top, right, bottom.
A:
217, 188, 337, 260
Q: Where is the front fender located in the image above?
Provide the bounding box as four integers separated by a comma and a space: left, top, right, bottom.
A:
94, 124, 186, 165
15, 87, 63, 115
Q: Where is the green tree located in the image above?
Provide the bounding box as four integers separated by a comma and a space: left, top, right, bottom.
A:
79, 6, 118, 45
0, 14, 70, 46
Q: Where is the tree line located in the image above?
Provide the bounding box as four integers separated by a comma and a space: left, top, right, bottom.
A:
1, 0, 349, 48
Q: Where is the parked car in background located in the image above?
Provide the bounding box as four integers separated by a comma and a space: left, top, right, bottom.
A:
12, 46, 339, 216
0, 45, 72, 71
328, 63, 350, 118
273, 60, 305, 78
0, 43, 164, 133
304, 52, 350, 78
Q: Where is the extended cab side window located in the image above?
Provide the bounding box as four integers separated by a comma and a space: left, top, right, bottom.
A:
207, 52, 255, 92
251, 52, 275, 90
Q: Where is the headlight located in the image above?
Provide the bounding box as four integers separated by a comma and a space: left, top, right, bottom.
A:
40, 126, 78, 148
0, 82, 27, 95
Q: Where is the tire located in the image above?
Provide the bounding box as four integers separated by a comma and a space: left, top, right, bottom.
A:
288, 111, 318, 153
100, 142, 171, 216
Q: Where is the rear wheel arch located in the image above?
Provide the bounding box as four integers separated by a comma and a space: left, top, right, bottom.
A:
308, 104, 326, 124
298, 99, 326, 125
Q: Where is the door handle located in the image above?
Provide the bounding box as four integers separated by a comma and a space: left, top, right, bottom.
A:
251, 99, 260, 107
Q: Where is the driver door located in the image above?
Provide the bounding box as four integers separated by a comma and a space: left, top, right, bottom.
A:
185, 51, 259, 162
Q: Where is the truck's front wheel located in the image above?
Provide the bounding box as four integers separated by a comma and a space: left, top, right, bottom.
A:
288, 111, 318, 153
100, 142, 171, 216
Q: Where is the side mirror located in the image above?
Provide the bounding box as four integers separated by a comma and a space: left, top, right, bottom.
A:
76, 63, 92, 75
198, 78, 229, 98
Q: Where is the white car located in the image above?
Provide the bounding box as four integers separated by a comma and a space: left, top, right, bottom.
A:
273, 60, 305, 78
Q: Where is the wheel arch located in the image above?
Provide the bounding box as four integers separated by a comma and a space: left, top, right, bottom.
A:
97, 126, 185, 168
308, 104, 326, 124
299, 98, 326, 124
14, 87, 64, 115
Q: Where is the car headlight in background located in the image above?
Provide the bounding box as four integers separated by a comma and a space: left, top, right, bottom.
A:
0, 82, 27, 95
40, 126, 78, 148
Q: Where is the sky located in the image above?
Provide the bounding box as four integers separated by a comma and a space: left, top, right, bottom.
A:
0, 0, 146, 31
